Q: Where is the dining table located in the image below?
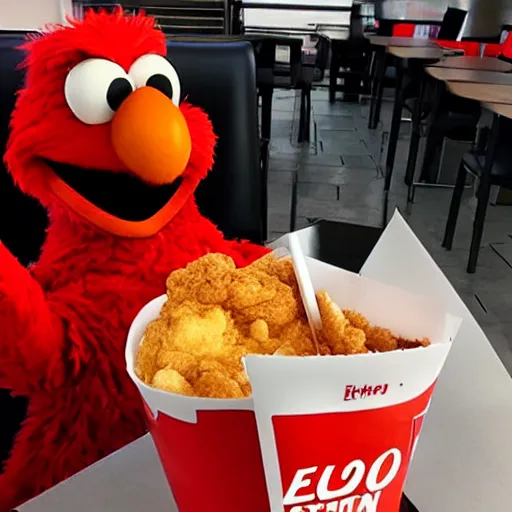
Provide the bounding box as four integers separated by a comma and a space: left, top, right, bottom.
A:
429, 55, 512, 72
404, 60, 512, 204
367, 35, 440, 130
18, 216, 512, 512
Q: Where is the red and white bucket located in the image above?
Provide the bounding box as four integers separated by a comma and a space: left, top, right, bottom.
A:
126, 213, 461, 512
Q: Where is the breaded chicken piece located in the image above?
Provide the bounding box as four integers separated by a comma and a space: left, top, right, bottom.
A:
152, 368, 195, 396
156, 351, 199, 382
226, 272, 299, 331
365, 326, 398, 353
157, 302, 232, 360
249, 319, 269, 343
343, 310, 370, 331
194, 360, 245, 399
135, 318, 171, 382
317, 291, 348, 336
317, 292, 367, 355
397, 337, 431, 350
277, 320, 317, 356
166, 253, 235, 307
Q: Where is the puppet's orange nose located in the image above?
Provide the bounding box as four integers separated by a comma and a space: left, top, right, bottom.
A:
111, 87, 191, 185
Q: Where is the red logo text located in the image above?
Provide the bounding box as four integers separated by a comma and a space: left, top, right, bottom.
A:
344, 384, 389, 402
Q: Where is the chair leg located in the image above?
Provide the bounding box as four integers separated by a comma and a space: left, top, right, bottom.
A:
304, 87, 311, 142
467, 179, 491, 273
329, 50, 339, 104
260, 87, 273, 141
442, 160, 466, 250
466, 114, 500, 273
290, 166, 298, 233
260, 139, 269, 241
298, 87, 311, 144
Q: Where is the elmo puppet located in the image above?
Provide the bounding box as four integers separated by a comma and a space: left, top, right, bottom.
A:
0, 8, 268, 509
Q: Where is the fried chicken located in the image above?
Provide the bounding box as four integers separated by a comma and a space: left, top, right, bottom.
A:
136, 253, 431, 399
136, 253, 313, 398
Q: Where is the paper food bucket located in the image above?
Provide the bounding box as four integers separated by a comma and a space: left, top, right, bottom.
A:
125, 212, 462, 512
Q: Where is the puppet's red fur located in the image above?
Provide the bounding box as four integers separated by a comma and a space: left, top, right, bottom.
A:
0, 9, 268, 510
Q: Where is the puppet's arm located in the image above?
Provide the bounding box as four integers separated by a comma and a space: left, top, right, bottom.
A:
0, 243, 64, 394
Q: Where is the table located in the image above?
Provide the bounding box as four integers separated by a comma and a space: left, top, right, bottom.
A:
485, 101, 512, 118
388, 45, 443, 60
367, 36, 441, 130
429, 56, 512, 72
406, 65, 512, 204
382, 45, 443, 215
446, 82, 512, 105
426, 67, 512, 85
19, 227, 512, 511
369, 35, 438, 48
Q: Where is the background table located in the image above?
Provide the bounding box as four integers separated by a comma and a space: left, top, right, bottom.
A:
369, 35, 437, 47
430, 56, 512, 72
485, 101, 512, 118
447, 82, 512, 104
388, 45, 443, 60
426, 67, 512, 85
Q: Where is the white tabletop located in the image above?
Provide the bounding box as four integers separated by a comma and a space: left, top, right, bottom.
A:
19, 435, 178, 512
20, 322, 512, 511
20, 232, 512, 511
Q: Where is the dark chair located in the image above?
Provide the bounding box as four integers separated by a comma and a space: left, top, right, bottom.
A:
167, 41, 266, 242
442, 116, 512, 273
0, 38, 266, 469
437, 7, 467, 41
329, 4, 371, 103
249, 34, 315, 144
418, 83, 481, 184
368, 8, 467, 130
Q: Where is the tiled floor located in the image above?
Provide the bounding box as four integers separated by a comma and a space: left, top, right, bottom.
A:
266, 88, 512, 375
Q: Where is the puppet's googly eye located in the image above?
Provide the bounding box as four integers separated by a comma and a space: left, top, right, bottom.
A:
65, 59, 134, 125
129, 54, 181, 106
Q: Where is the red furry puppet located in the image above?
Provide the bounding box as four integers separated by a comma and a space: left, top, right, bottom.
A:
0, 9, 268, 509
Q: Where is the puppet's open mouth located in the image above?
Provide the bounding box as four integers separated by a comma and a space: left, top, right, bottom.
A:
47, 160, 183, 221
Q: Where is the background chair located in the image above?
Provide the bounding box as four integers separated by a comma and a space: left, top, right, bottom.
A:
442, 116, 512, 273
167, 40, 266, 242
0, 38, 266, 469
329, 3, 371, 103
436, 7, 468, 41
368, 7, 467, 130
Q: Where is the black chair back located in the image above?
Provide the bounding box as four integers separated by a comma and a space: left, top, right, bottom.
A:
437, 7, 467, 41
167, 41, 264, 243
0, 34, 48, 266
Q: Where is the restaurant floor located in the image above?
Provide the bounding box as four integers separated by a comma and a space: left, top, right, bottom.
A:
267, 88, 512, 376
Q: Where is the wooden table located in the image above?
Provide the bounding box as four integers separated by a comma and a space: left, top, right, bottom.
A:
367, 38, 438, 130
429, 56, 512, 72
446, 82, 512, 105
369, 35, 437, 47
388, 45, 443, 60
382, 44, 444, 211
426, 67, 512, 85
20, 228, 512, 512
407, 67, 512, 204
484, 102, 512, 118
